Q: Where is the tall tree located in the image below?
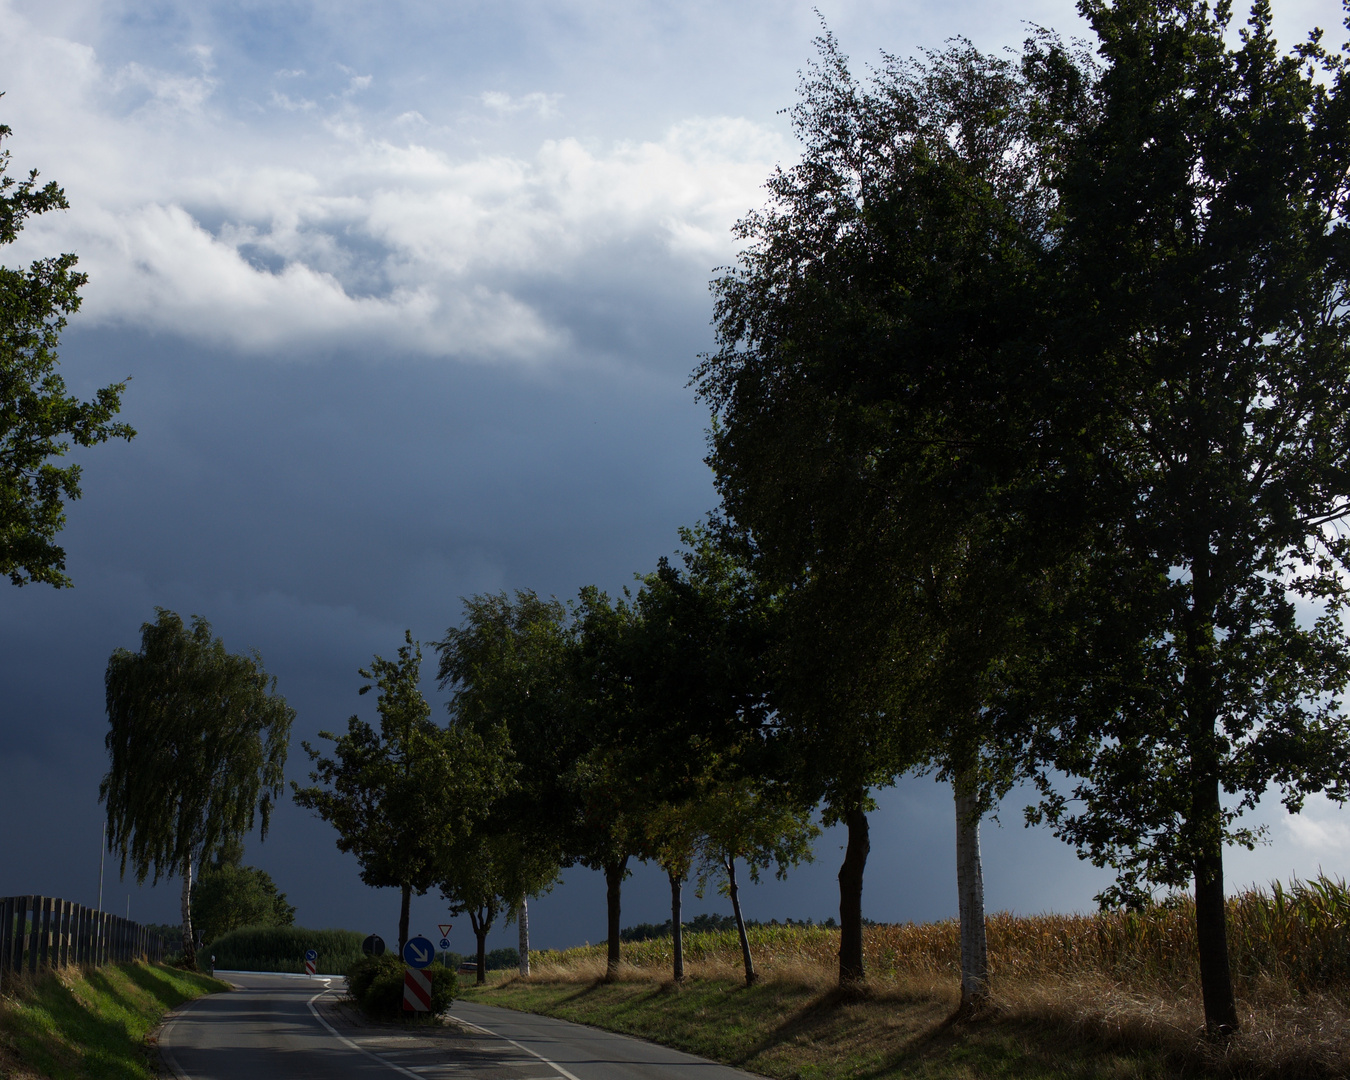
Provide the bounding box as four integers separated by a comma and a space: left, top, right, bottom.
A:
294, 632, 504, 952
1021, 0, 1350, 1037
693, 777, 818, 987
629, 525, 785, 983
0, 118, 133, 586
694, 33, 1062, 1001
565, 585, 649, 980
101, 610, 293, 967
438, 829, 553, 984
436, 591, 572, 970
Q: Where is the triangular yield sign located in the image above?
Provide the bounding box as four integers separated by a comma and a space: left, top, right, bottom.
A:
438, 924, 453, 936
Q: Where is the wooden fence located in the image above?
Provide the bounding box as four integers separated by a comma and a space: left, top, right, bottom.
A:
0, 895, 169, 991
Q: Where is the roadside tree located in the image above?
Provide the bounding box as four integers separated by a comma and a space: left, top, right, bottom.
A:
436, 591, 572, 973
0, 119, 133, 587
102, 610, 293, 967
694, 34, 1063, 1002
1020, 0, 1350, 1037
294, 632, 506, 952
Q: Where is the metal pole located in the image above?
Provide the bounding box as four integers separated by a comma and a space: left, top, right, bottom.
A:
98, 821, 106, 912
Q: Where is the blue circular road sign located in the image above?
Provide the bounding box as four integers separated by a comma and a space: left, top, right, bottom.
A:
403, 935, 435, 969
304, 949, 318, 962
439, 937, 452, 950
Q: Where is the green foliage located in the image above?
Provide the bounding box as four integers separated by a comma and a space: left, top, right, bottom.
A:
192, 860, 296, 943
100, 610, 294, 965
483, 946, 520, 970
207, 926, 363, 974
435, 593, 574, 921
294, 632, 506, 944
1021, 0, 1350, 900
0, 119, 134, 589
344, 954, 456, 1019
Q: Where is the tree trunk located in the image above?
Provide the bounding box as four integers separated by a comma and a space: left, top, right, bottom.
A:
669, 870, 685, 983
604, 856, 627, 981
954, 769, 988, 1010
518, 896, 530, 977
180, 857, 196, 969
726, 856, 757, 987
398, 884, 411, 956
838, 796, 870, 984
1192, 737, 1239, 1036
467, 908, 487, 985
1183, 560, 1240, 1039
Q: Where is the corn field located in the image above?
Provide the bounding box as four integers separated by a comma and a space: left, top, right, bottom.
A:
537, 875, 1350, 995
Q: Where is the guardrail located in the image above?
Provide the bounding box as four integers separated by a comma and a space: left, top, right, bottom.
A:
0, 895, 169, 990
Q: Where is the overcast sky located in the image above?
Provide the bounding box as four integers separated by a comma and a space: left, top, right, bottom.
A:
3, 0, 1349, 959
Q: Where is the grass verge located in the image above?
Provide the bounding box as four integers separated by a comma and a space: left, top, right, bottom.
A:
459, 967, 1349, 1080
0, 963, 229, 1080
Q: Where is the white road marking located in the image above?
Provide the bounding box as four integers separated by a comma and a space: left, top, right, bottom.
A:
307, 989, 429, 1080
449, 1014, 582, 1080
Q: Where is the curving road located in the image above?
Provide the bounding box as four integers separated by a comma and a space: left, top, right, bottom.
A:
159, 972, 757, 1080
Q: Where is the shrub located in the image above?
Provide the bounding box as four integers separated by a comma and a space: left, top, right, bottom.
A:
208, 926, 364, 974
345, 954, 457, 1019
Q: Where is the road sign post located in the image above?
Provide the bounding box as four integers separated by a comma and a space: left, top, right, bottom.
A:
304, 948, 317, 977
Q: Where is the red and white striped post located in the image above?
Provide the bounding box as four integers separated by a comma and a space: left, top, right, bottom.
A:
403, 966, 431, 1012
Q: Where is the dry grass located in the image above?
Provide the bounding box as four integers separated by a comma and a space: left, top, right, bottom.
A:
534, 875, 1350, 997
505, 877, 1350, 1078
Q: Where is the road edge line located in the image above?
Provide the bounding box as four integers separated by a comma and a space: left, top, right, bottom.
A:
448, 1013, 583, 1080
306, 988, 428, 1080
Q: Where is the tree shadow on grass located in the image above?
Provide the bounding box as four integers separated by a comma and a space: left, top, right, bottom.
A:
725, 986, 1177, 1080
117, 962, 210, 1011
1, 970, 156, 1080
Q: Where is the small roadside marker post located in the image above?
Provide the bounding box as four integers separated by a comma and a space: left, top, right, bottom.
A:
402, 935, 435, 1013
305, 948, 318, 977
403, 966, 432, 1012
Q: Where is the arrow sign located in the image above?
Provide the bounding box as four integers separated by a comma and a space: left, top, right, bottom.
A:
304, 949, 318, 961
439, 937, 452, 950
438, 923, 453, 937
403, 935, 435, 969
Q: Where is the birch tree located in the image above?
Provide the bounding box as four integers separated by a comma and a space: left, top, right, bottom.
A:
101, 609, 293, 968
693, 33, 1065, 1004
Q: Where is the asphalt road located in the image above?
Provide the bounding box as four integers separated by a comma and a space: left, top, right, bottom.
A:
159, 971, 758, 1080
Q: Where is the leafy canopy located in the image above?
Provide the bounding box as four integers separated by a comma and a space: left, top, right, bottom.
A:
0, 118, 133, 586
101, 610, 294, 883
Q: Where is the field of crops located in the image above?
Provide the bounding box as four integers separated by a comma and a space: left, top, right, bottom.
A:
536, 875, 1350, 996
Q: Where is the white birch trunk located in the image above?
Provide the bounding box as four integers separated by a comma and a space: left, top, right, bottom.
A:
954, 771, 988, 1008
180, 857, 195, 963
518, 897, 530, 977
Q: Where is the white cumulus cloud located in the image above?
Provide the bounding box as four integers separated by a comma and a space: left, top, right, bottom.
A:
0, 0, 789, 365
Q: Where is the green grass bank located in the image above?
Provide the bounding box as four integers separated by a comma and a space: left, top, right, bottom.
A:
0, 962, 227, 1080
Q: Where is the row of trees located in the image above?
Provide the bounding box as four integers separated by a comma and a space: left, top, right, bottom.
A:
292, 573, 816, 987
299, 0, 1350, 1040
691, 0, 1350, 1040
